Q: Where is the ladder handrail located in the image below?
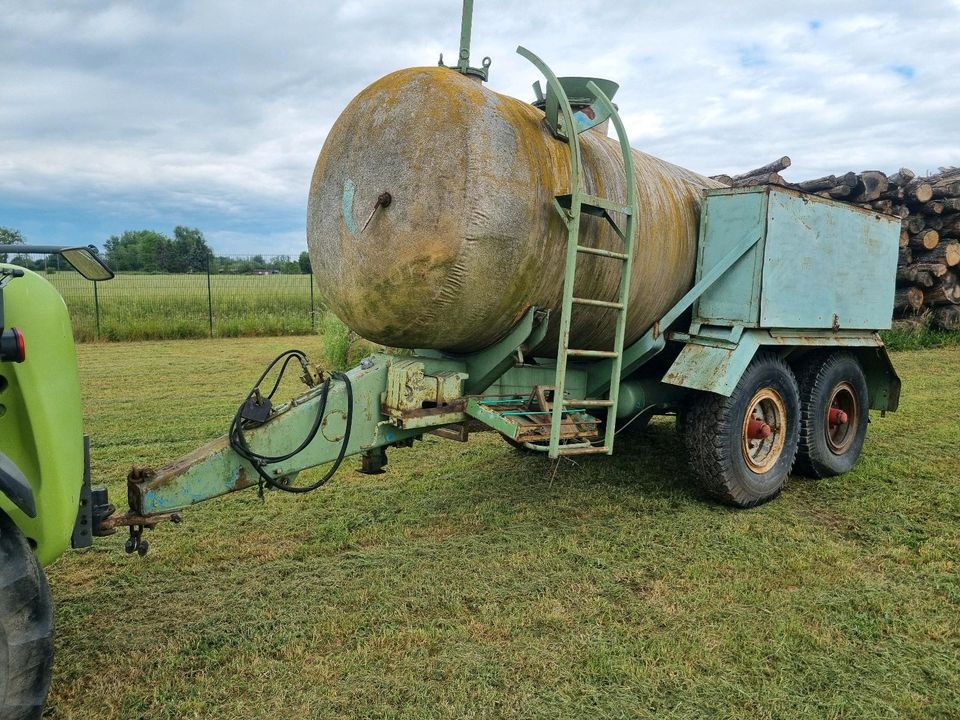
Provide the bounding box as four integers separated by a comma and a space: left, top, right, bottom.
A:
586, 80, 638, 451
516, 47, 639, 458
516, 46, 585, 457
515, 47, 582, 200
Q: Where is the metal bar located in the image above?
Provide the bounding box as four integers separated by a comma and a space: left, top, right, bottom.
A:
129, 356, 426, 515
309, 272, 316, 331
93, 280, 100, 341
563, 398, 613, 407
461, 306, 545, 394
580, 194, 631, 215
572, 297, 623, 309
567, 349, 618, 358
659, 232, 762, 332
206, 255, 213, 338
457, 0, 473, 73
556, 445, 610, 456
576, 245, 627, 260
500, 409, 585, 416
522, 440, 593, 453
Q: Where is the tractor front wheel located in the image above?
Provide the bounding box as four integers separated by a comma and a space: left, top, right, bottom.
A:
684, 354, 800, 507
0, 514, 54, 720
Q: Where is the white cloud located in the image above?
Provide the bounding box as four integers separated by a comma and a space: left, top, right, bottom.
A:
1, 0, 958, 249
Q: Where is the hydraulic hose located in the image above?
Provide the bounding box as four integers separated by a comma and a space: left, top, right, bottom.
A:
228, 350, 353, 494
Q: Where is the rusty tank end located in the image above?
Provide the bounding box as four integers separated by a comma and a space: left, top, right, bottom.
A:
307, 66, 722, 355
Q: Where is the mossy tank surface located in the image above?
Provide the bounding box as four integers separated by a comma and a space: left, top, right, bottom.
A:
307, 66, 721, 355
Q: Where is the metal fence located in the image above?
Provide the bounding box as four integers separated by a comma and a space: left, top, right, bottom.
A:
2, 254, 321, 342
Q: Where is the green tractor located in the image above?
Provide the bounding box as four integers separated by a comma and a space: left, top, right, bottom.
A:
0, 246, 113, 719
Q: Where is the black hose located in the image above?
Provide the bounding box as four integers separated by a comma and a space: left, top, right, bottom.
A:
228, 350, 353, 494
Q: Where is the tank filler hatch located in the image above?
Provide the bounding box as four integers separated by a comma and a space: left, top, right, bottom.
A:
532, 76, 620, 139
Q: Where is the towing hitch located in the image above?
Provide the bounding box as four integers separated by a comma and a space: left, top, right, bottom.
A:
90, 467, 184, 557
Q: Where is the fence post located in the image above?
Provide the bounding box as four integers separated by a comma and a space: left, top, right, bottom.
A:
93, 280, 101, 341
310, 272, 316, 331
206, 255, 214, 338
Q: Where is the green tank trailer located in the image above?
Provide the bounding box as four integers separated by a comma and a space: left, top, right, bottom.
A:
0, 2, 901, 716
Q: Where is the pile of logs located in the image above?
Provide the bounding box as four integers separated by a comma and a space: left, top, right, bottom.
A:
712, 160, 960, 330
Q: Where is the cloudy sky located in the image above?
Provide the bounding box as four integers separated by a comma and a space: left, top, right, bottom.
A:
2, 0, 959, 256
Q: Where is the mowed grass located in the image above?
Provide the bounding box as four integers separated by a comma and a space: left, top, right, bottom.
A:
47, 273, 319, 342
46, 337, 959, 719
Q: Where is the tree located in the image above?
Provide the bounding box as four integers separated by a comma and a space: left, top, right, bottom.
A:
172, 226, 213, 273
103, 227, 213, 272
104, 230, 173, 272
0, 226, 23, 262
298, 251, 311, 274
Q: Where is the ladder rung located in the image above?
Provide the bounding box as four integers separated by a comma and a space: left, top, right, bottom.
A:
572, 297, 623, 310
566, 349, 619, 358
563, 398, 614, 408
556, 445, 611, 456
576, 245, 628, 260
501, 409, 585, 416
581, 194, 632, 215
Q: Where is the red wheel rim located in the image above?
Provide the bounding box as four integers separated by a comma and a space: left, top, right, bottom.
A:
741, 388, 787, 473
825, 381, 858, 454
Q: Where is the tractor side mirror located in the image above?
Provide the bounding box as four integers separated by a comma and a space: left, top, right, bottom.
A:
0, 244, 114, 281
60, 246, 114, 281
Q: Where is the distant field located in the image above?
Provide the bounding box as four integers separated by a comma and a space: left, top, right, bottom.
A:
47, 272, 319, 341
36, 270, 960, 352
45, 336, 960, 719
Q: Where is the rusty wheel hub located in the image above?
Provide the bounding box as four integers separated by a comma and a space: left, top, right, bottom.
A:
741, 388, 787, 473
825, 381, 858, 454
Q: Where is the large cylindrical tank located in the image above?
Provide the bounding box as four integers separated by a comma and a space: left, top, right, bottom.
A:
307, 67, 721, 355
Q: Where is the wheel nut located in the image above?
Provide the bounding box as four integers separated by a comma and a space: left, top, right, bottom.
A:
747, 419, 772, 440
828, 408, 848, 426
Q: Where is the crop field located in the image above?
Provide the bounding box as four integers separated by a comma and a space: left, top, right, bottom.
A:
46, 336, 959, 719
46, 272, 319, 342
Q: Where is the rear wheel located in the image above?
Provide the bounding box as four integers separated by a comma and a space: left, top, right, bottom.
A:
795, 352, 869, 478
684, 354, 800, 507
0, 514, 54, 720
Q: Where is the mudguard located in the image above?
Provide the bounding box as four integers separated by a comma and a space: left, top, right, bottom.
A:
0, 266, 84, 566
663, 328, 900, 412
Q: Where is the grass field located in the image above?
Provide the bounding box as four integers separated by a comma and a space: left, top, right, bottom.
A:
47, 272, 319, 342
45, 336, 959, 719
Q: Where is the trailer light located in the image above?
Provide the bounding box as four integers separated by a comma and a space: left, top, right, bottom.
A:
0, 328, 25, 363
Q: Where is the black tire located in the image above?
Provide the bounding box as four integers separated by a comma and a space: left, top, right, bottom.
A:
0, 514, 54, 720
795, 352, 869, 478
684, 353, 800, 508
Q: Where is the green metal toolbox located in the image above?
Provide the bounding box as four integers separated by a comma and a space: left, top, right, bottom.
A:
694, 185, 901, 331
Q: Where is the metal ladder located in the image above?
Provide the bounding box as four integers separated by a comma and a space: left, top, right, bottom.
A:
517, 47, 638, 459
